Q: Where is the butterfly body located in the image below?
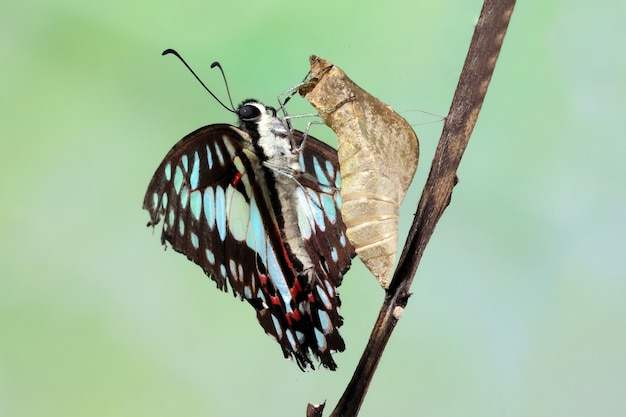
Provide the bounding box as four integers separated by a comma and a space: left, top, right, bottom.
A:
144, 100, 354, 370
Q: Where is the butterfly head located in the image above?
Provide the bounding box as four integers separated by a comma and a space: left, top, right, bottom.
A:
236, 99, 298, 166
237, 100, 289, 139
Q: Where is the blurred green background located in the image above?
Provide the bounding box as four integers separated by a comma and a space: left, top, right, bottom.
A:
2, 0, 625, 416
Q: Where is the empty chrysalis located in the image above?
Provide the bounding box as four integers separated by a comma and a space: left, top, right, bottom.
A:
299, 55, 419, 288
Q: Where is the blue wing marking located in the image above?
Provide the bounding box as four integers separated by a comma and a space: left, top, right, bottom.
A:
215, 186, 226, 240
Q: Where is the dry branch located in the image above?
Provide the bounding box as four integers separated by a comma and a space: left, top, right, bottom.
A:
306, 0, 516, 416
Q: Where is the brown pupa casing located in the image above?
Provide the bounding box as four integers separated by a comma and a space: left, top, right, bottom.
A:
299, 55, 419, 288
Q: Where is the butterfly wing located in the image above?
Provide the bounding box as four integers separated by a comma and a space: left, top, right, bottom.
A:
294, 132, 355, 283
280, 131, 356, 368
144, 124, 253, 292
143, 124, 352, 370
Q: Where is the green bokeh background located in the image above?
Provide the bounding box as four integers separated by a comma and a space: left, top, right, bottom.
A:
2, 0, 625, 416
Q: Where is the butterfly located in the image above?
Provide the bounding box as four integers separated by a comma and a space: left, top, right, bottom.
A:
143, 98, 355, 370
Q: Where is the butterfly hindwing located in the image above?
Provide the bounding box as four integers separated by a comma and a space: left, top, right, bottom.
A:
294, 132, 355, 285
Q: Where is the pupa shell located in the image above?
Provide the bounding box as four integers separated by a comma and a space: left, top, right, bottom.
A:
300, 55, 419, 288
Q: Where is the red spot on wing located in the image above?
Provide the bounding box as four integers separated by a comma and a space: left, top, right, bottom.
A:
286, 309, 301, 325
290, 278, 303, 299
232, 171, 242, 186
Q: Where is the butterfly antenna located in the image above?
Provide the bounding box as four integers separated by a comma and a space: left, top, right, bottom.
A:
281, 70, 312, 108
162, 49, 236, 113
210, 62, 236, 111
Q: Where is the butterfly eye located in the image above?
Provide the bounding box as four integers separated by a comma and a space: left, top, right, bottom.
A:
238, 104, 262, 121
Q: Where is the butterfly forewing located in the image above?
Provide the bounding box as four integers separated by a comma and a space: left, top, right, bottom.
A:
144, 125, 248, 290
144, 123, 353, 370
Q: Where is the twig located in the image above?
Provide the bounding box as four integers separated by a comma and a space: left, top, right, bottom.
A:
308, 1, 516, 416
